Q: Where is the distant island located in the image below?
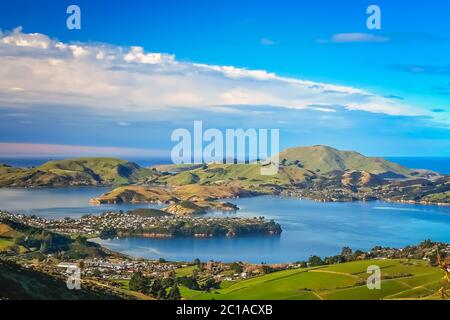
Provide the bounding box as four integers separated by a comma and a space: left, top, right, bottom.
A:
0, 145, 449, 207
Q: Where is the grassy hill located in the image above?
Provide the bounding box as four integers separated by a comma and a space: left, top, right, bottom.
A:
0, 157, 159, 187
0, 146, 435, 188
156, 146, 426, 189
159, 163, 315, 187
277, 145, 412, 176
0, 259, 122, 300
0, 218, 108, 259
179, 259, 444, 300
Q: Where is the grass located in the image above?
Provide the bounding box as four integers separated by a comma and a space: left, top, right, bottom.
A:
0, 157, 158, 187
278, 145, 412, 175
112, 279, 130, 290
175, 265, 197, 277
180, 259, 445, 300
0, 260, 121, 300
0, 237, 14, 252
424, 191, 450, 202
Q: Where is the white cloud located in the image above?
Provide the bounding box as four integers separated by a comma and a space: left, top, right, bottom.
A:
260, 38, 277, 46
123, 46, 175, 64
0, 28, 423, 118
1, 27, 51, 49
321, 33, 390, 43
0, 142, 167, 157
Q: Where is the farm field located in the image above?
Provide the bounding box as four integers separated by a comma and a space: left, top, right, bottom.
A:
180, 259, 444, 300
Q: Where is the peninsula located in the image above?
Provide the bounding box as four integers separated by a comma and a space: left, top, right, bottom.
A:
1, 145, 449, 207
0, 210, 282, 239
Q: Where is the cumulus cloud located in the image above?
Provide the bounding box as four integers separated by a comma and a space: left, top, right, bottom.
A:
0, 28, 424, 118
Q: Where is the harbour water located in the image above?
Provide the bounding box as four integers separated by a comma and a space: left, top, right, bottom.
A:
1, 187, 449, 263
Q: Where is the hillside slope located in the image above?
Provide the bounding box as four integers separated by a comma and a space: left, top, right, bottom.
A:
0, 259, 122, 300
0, 158, 158, 187
277, 145, 412, 175
181, 259, 443, 300
156, 145, 428, 188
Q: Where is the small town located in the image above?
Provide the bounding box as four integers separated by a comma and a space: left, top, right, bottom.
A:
0, 210, 282, 238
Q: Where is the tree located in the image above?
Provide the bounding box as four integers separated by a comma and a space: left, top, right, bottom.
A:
308, 255, 325, 267
420, 239, 434, 248
261, 265, 274, 274
230, 262, 243, 273
157, 287, 167, 299
99, 227, 117, 240
75, 236, 87, 245
176, 276, 200, 290
129, 271, 149, 292
150, 278, 164, 297
162, 276, 175, 288
202, 278, 220, 291
193, 258, 201, 266
341, 247, 353, 257
40, 233, 54, 253
168, 285, 181, 300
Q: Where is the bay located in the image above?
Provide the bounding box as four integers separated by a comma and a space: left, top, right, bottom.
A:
1, 187, 449, 263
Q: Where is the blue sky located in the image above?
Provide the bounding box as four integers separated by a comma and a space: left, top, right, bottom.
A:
0, 0, 449, 157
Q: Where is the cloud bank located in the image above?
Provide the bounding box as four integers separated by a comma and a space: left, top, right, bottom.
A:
0, 27, 423, 118
0, 142, 166, 158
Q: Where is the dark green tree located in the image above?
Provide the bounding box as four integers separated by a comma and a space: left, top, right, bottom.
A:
99, 227, 118, 240
202, 278, 221, 291
341, 246, 353, 257
129, 271, 149, 292
308, 255, 325, 267
168, 285, 181, 300
176, 276, 200, 290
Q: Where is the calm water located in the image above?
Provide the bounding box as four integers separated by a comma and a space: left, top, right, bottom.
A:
1, 187, 449, 263
387, 157, 450, 174
0, 187, 163, 219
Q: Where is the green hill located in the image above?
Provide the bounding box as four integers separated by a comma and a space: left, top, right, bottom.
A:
156, 146, 420, 188
180, 259, 444, 300
159, 162, 315, 187
0, 259, 121, 300
277, 145, 412, 175
0, 157, 159, 187
0, 217, 111, 259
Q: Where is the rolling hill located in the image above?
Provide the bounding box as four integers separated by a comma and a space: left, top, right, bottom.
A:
156, 145, 435, 188
179, 259, 444, 300
0, 157, 159, 187
277, 145, 413, 176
